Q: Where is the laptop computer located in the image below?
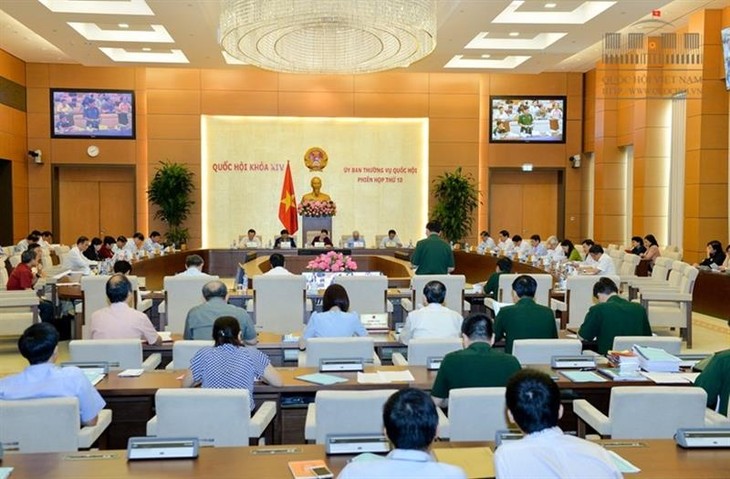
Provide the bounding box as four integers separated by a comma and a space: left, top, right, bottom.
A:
360, 313, 389, 334
61, 361, 109, 386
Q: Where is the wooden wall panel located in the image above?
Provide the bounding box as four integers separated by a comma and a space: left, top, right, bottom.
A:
200, 68, 278, 91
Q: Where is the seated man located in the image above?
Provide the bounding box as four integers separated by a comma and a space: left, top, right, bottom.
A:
39, 230, 54, 249
177, 254, 212, 277
14, 232, 40, 253
130, 232, 146, 257
62, 236, 95, 274
494, 275, 557, 354
311, 229, 333, 248
112, 235, 132, 262
0, 323, 106, 426
239, 228, 261, 248
695, 346, 730, 416
90, 274, 162, 345
431, 313, 521, 408
345, 230, 366, 248
399, 281, 463, 345
274, 229, 297, 249
263, 253, 292, 275
578, 277, 651, 354
379, 229, 403, 248
476, 230, 496, 254
498, 230, 514, 254
530, 234, 548, 257
581, 244, 616, 275
338, 388, 466, 479
512, 235, 532, 258
143, 231, 163, 253
7, 248, 57, 328
494, 369, 621, 479
484, 257, 512, 298
184, 280, 257, 343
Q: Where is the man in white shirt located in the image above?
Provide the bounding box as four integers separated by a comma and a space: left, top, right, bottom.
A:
142, 231, 163, 253
379, 229, 403, 248
494, 369, 621, 479
338, 388, 466, 479
530, 234, 548, 257
62, 236, 95, 274
90, 274, 162, 345
15, 232, 40, 253
346, 230, 366, 248
177, 254, 213, 277
399, 281, 463, 345
130, 232, 146, 258
582, 244, 616, 276
476, 230, 496, 254
238, 229, 261, 248
513, 235, 532, 258
112, 236, 133, 263
39, 230, 53, 249
498, 230, 514, 254
263, 253, 292, 275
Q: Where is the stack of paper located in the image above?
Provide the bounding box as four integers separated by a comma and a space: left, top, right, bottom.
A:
633, 346, 681, 372
607, 350, 640, 375
356, 370, 415, 384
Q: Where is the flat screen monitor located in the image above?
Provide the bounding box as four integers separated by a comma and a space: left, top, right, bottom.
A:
51, 89, 135, 139
489, 96, 566, 143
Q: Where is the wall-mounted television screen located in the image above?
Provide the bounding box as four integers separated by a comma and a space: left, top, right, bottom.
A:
722, 27, 730, 90
489, 96, 566, 143
51, 89, 135, 139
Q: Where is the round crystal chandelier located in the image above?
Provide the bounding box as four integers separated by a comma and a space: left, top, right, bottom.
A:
219, 0, 437, 74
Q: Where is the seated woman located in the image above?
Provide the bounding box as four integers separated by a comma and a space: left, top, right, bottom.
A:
640, 234, 661, 266
182, 316, 283, 410
559, 239, 582, 262
83, 237, 103, 261
695, 240, 727, 269
721, 245, 730, 272
299, 284, 367, 349
627, 236, 646, 256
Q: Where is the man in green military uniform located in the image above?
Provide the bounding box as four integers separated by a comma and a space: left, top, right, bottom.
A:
494, 275, 557, 354
411, 221, 454, 275
695, 349, 730, 415
484, 257, 513, 298
578, 278, 651, 354
431, 313, 521, 408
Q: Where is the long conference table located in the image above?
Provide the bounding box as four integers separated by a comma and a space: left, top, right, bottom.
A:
2, 440, 728, 479
97, 364, 679, 450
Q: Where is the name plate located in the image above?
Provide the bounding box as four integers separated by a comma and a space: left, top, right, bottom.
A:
326, 435, 391, 455
280, 241, 292, 249
551, 356, 596, 369
319, 359, 364, 372
127, 437, 199, 460
245, 241, 259, 248
676, 428, 730, 448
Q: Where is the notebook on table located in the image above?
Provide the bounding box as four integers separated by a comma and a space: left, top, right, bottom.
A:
61, 361, 109, 386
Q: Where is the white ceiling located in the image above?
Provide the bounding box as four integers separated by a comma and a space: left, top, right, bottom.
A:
1, 0, 729, 74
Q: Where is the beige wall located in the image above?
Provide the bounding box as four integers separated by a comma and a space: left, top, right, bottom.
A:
15, 65, 581, 247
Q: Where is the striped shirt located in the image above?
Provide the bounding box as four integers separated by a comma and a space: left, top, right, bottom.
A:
189, 344, 270, 410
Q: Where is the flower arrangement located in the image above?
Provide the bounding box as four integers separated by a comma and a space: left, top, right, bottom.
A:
297, 200, 337, 217
306, 251, 358, 272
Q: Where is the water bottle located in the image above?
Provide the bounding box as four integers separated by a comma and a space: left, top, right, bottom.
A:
242, 267, 248, 290
408, 239, 413, 248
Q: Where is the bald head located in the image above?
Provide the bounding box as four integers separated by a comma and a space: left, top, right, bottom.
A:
106, 273, 132, 303
202, 280, 228, 300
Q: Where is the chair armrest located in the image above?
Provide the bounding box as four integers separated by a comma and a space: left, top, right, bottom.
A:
386, 300, 394, 313
573, 399, 611, 436
304, 403, 317, 441
484, 297, 496, 310
249, 401, 277, 438
136, 298, 153, 312
581, 350, 600, 357
705, 409, 730, 426
640, 291, 692, 302
391, 352, 408, 366
246, 300, 254, 313
436, 406, 450, 439
78, 409, 112, 448
401, 298, 414, 312
550, 299, 567, 312
164, 361, 175, 370
305, 298, 313, 312
146, 416, 158, 436
462, 300, 471, 313
142, 353, 162, 371
297, 351, 307, 368
157, 300, 166, 314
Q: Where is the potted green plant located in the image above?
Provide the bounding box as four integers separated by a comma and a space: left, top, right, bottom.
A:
147, 161, 195, 248
430, 167, 480, 244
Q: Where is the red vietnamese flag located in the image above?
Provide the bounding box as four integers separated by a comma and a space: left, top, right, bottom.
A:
278, 161, 298, 234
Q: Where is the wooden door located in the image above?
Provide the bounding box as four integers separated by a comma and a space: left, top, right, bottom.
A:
489, 169, 560, 239
57, 167, 135, 245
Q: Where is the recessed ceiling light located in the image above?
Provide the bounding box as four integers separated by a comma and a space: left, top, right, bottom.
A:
545, 3, 557, 8
142, 47, 151, 51
118, 23, 129, 28
481, 54, 491, 58
67, 23, 174, 43
509, 32, 519, 37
